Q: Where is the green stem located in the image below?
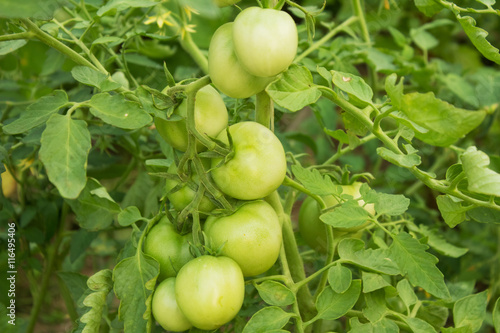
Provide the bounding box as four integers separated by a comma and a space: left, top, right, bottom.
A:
283, 176, 326, 208
26, 202, 69, 333
0, 31, 34, 42
179, 32, 208, 74
20, 18, 99, 71
295, 16, 359, 63
255, 90, 274, 129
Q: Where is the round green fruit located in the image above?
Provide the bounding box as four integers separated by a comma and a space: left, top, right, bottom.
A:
154, 85, 228, 152
152, 278, 192, 332
233, 7, 298, 77
143, 218, 193, 280
210, 121, 287, 200
208, 23, 274, 98
175, 255, 244, 330
204, 200, 282, 277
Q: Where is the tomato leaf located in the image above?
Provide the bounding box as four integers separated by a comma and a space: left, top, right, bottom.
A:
3, 90, 68, 135
71, 66, 122, 92
328, 264, 352, 293
377, 147, 421, 169
266, 64, 321, 112
113, 251, 159, 333
403, 317, 438, 333
66, 178, 121, 230
291, 164, 338, 196
453, 291, 488, 332
39, 114, 90, 199
89, 93, 152, 129
457, 15, 500, 65
389, 232, 450, 299
255, 281, 296, 306
118, 206, 145, 226
331, 71, 373, 107
414, 0, 443, 17
363, 190, 410, 216
398, 92, 486, 147
0, 40, 27, 55
79, 269, 113, 333
338, 238, 400, 275
362, 272, 391, 293
0, 0, 67, 19
397, 279, 418, 308
493, 297, 500, 333
320, 200, 370, 228
242, 306, 294, 333
410, 224, 468, 258
460, 146, 500, 197
315, 280, 361, 321
97, 0, 158, 16
436, 195, 467, 228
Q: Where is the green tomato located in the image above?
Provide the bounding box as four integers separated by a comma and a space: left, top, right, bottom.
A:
213, 0, 241, 7
208, 23, 275, 99
233, 7, 298, 77
175, 255, 244, 330
154, 85, 228, 152
152, 278, 192, 332
165, 161, 216, 215
204, 200, 282, 277
210, 121, 287, 200
298, 183, 375, 253
143, 218, 193, 280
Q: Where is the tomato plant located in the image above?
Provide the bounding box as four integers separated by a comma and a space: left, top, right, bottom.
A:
151, 277, 192, 332
204, 200, 282, 276
210, 121, 287, 200
175, 255, 245, 330
1, 0, 500, 332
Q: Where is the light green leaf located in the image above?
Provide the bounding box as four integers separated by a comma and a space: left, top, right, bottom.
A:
113, 252, 159, 333
361, 271, 391, 293
290, 164, 338, 196
377, 147, 421, 169
389, 232, 450, 299
0, 40, 27, 55
461, 146, 500, 197
411, 28, 438, 50
92, 36, 124, 45
242, 307, 293, 333
332, 71, 373, 107
363, 289, 388, 322
79, 269, 113, 333
3, 90, 68, 135
328, 264, 352, 293
436, 195, 467, 228
89, 93, 152, 129
72, 66, 122, 92
397, 279, 418, 308
39, 114, 91, 199
413, 224, 468, 258
385, 73, 404, 109
315, 280, 361, 321
440, 74, 479, 108
399, 92, 486, 147
266, 64, 321, 112
365, 48, 396, 73
441, 327, 473, 333
57, 271, 89, 312
457, 15, 500, 65
338, 238, 400, 275
364, 190, 410, 216
320, 201, 370, 228
467, 206, 500, 224
97, 0, 158, 16
414, 0, 443, 17
403, 317, 437, 333
255, 281, 296, 307
118, 206, 144, 227
453, 291, 488, 332
493, 297, 500, 333
66, 178, 121, 230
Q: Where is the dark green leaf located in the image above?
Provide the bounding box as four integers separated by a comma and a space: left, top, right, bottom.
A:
436, 195, 467, 228
255, 281, 296, 306
331, 71, 373, 107
39, 114, 91, 199
71, 66, 121, 92
414, 0, 443, 17
457, 15, 500, 65
242, 307, 293, 333
403, 317, 437, 333
461, 146, 500, 197
397, 279, 418, 308
3, 90, 68, 135
315, 280, 361, 321
118, 206, 144, 226
97, 0, 158, 16
362, 271, 391, 293
0, 0, 67, 19
328, 264, 352, 293
493, 297, 500, 333
291, 164, 338, 196
453, 291, 488, 332
338, 238, 400, 275
89, 93, 152, 129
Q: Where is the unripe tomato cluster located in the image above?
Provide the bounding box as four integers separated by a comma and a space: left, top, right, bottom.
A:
148, 6, 298, 331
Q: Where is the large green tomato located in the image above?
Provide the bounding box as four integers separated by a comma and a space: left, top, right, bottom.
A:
298, 183, 375, 253
233, 7, 298, 77
210, 121, 287, 200
152, 278, 192, 332
208, 23, 275, 99
154, 85, 228, 152
143, 218, 193, 280
165, 161, 216, 215
175, 255, 244, 330
204, 200, 282, 277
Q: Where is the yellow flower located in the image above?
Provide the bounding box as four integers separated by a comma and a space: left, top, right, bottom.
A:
144, 11, 174, 28
183, 5, 199, 21
180, 24, 197, 39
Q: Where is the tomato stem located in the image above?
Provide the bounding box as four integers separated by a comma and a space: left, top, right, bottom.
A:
255, 90, 274, 129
